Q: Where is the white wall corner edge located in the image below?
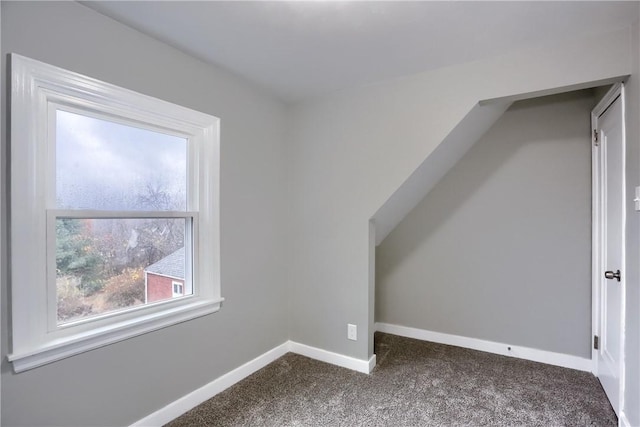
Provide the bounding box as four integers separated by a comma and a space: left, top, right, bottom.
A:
130, 340, 375, 426
375, 322, 592, 373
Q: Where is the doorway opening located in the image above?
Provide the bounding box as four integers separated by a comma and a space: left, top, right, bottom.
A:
591, 83, 626, 416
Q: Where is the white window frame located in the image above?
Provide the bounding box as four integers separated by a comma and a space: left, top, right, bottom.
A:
8, 54, 222, 372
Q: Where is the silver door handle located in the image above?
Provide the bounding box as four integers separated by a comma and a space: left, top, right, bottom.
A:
604, 270, 621, 282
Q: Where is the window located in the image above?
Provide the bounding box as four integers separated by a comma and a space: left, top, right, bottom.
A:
173, 282, 185, 297
9, 54, 222, 372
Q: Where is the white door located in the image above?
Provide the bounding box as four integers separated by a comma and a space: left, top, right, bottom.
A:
593, 85, 625, 416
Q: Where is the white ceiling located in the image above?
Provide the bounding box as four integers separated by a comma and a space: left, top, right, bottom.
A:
84, 1, 638, 103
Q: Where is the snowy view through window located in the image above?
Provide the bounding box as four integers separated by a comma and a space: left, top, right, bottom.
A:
56, 111, 190, 324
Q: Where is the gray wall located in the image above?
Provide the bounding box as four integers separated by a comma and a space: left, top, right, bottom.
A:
1, 2, 288, 426
376, 90, 596, 358
1, 2, 638, 426
287, 27, 630, 364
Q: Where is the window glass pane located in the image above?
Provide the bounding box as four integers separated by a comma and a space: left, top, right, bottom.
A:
56, 110, 187, 211
56, 218, 191, 324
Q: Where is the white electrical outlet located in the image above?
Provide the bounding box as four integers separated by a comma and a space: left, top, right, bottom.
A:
347, 324, 357, 341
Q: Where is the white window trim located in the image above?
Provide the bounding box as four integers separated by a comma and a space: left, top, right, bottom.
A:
8, 54, 222, 372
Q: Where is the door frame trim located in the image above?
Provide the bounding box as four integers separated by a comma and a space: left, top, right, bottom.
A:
591, 82, 626, 415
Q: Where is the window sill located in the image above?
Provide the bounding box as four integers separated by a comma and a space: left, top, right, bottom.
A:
8, 298, 224, 373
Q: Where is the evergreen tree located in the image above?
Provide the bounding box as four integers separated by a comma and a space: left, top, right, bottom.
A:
56, 219, 104, 295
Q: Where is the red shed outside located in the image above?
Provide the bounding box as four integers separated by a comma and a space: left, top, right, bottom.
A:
144, 247, 187, 303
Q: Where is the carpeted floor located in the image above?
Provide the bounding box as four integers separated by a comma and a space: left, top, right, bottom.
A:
167, 332, 616, 426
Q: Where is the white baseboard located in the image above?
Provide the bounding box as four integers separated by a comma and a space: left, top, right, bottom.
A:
376, 322, 592, 372
289, 341, 376, 374
130, 324, 594, 427
130, 342, 290, 426
131, 340, 375, 426
619, 411, 631, 427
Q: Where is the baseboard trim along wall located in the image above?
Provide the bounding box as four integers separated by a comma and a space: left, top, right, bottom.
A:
130, 342, 290, 426
375, 322, 592, 372
619, 411, 631, 427
288, 341, 376, 374
131, 341, 375, 426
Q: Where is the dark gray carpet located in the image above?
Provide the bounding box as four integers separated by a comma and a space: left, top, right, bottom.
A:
167, 332, 616, 426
